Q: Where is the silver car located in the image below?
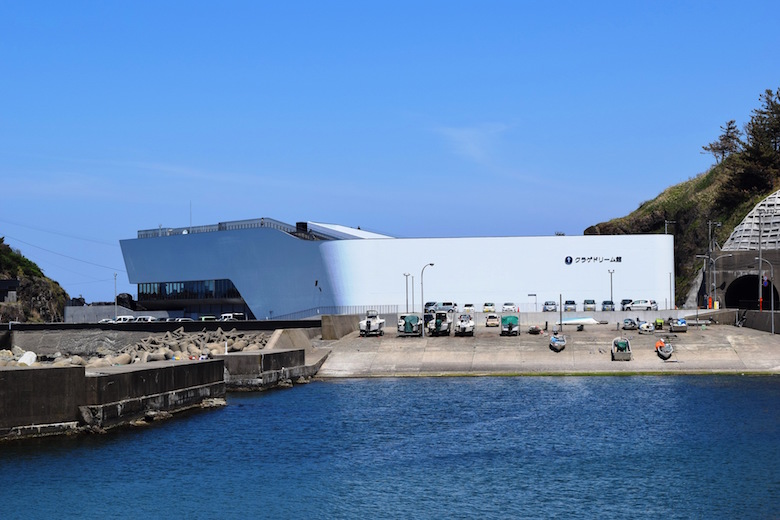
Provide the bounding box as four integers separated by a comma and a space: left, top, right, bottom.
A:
583, 299, 596, 311
542, 300, 557, 312
563, 300, 577, 311
601, 300, 615, 311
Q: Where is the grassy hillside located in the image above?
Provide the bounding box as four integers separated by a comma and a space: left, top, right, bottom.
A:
585, 164, 778, 305
0, 237, 68, 322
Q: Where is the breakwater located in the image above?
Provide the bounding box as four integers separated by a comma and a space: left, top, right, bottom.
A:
0, 324, 330, 441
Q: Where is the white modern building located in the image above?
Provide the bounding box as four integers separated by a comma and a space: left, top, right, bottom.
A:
120, 218, 675, 319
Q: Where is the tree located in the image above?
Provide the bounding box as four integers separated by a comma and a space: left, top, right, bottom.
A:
702, 120, 742, 163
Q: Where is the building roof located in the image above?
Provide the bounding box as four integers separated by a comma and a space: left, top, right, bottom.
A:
306, 222, 393, 240
722, 190, 780, 251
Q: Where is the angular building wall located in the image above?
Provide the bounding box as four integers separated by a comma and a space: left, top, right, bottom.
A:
121, 221, 675, 318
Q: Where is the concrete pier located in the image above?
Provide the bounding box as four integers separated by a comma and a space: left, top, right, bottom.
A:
317, 318, 780, 377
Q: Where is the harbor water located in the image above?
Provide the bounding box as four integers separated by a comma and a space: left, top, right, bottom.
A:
1, 375, 778, 519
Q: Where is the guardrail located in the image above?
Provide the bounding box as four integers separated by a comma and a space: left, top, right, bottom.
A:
271, 305, 399, 321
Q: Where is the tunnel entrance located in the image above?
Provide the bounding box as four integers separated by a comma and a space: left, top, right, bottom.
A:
725, 275, 779, 310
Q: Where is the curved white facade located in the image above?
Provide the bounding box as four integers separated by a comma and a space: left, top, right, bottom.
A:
120, 220, 675, 318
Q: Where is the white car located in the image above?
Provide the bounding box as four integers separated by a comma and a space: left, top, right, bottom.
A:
463, 304, 475, 314
625, 299, 653, 311
542, 301, 557, 312
501, 302, 517, 312
483, 302, 496, 313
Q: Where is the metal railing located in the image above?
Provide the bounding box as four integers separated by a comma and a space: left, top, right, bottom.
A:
137, 218, 336, 241
270, 304, 399, 321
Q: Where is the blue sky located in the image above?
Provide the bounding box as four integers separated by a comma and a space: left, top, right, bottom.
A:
1, 0, 778, 302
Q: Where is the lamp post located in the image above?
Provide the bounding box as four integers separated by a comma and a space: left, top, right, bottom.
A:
411, 276, 415, 313
755, 257, 775, 334
114, 273, 117, 321
420, 263, 434, 337
403, 273, 410, 313
528, 293, 537, 312
608, 269, 614, 303
697, 253, 733, 309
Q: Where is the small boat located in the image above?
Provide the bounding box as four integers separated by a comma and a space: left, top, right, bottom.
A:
638, 321, 655, 334
549, 334, 567, 352
622, 318, 638, 330
528, 325, 543, 335
454, 314, 475, 336
655, 338, 674, 360
427, 311, 452, 336
669, 318, 688, 333
611, 336, 632, 361
500, 315, 519, 336
397, 313, 422, 337
359, 310, 385, 337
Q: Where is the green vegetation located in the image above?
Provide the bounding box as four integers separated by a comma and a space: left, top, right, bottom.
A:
0, 236, 68, 322
0, 237, 44, 278
586, 87, 780, 306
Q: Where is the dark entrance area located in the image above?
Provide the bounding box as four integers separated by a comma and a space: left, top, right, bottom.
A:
725, 275, 779, 310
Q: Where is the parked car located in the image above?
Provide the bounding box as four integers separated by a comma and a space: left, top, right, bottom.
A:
436, 301, 458, 313
175, 317, 194, 322
601, 300, 615, 311
620, 299, 633, 311
502, 302, 517, 312
424, 301, 437, 313
624, 299, 653, 311
463, 304, 475, 314
483, 302, 496, 313
199, 315, 217, 321
583, 299, 596, 311
98, 318, 115, 324
115, 315, 135, 323
563, 300, 577, 311
542, 300, 557, 312
485, 314, 500, 327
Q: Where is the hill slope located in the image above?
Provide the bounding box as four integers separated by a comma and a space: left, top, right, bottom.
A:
584, 87, 780, 305
0, 237, 68, 322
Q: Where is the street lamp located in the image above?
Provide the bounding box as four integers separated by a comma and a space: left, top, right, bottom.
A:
528, 293, 537, 312
755, 257, 775, 334
403, 273, 410, 313
608, 269, 614, 303
411, 276, 415, 313
420, 263, 434, 337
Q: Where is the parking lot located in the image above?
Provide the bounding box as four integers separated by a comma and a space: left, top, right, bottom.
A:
318, 312, 780, 377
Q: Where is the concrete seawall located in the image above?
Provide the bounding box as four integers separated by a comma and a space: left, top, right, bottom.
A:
1, 360, 226, 440
318, 320, 780, 377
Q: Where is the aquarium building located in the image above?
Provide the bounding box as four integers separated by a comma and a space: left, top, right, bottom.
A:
119, 218, 675, 319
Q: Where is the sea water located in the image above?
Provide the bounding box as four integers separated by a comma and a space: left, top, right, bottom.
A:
1, 376, 778, 519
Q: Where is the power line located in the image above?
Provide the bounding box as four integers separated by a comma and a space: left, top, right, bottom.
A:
0, 218, 118, 247
3, 234, 126, 272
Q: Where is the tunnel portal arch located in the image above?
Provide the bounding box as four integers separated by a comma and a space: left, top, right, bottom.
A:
725, 275, 779, 310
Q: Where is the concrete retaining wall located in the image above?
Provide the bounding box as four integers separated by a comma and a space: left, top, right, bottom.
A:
742, 310, 780, 333
321, 315, 359, 340
268, 328, 317, 350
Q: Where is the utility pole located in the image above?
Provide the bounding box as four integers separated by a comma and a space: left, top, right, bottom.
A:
707, 220, 721, 308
